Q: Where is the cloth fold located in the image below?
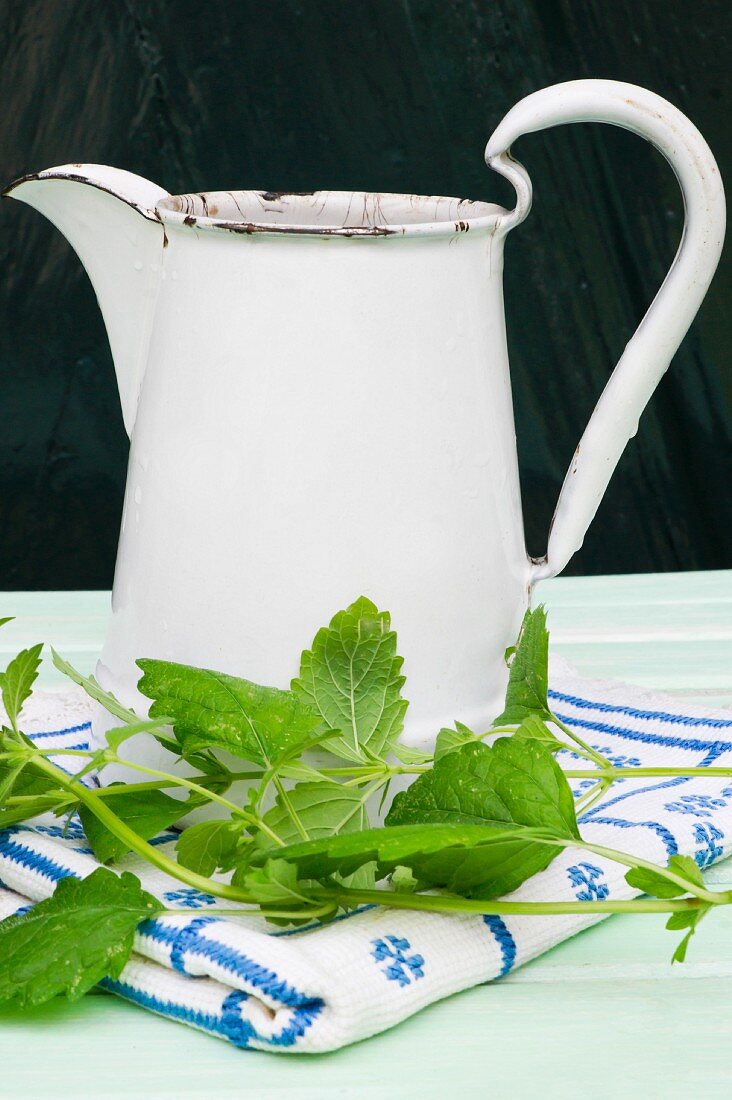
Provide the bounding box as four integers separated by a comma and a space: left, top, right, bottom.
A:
2, 663, 732, 1053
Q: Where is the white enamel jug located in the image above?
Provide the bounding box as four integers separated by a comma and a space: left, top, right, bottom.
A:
5, 80, 725, 763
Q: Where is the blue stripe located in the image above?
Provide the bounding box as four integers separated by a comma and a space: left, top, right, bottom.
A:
482, 915, 517, 976
582, 776, 691, 817
583, 816, 679, 858
105, 975, 322, 1050
0, 831, 75, 883
42, 742, 89, 753
549, 688, 732, 730
0, 830, 312, 1005
138, 917, 315, 1007
169, 916, 217, 973
101, 976, 228, 1036
553, 709, 732, 753
28, 722, 92, 740
220, 989, 257, 1047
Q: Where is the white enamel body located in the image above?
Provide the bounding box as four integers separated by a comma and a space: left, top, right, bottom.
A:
5, 80, 725, 766
108, 217, 527, 743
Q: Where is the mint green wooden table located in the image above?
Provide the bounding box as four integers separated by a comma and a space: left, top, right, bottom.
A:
2, 570, 732, 1099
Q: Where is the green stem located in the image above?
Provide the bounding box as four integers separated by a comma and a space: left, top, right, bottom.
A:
273, 775, 309, 842
567, 766, 732, 780
553, 716, 612, 769
160, 904, 335, 921
574, 779, 606, 814
313, 888, 711, 917
476, 725, 529, 742
100, 754, 283, 847
17, 750, 729, 920
538, 834, 720, 903
16, 747, 96, 758
28, 752, 266, 902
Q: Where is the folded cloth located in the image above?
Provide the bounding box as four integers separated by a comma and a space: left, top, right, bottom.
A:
2, 660, 732, 1054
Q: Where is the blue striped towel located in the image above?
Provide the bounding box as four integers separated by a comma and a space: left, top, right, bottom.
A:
2, 660, 732, 1053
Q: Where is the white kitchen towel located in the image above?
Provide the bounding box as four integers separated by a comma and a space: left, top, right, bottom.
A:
2, 662, 732, 1054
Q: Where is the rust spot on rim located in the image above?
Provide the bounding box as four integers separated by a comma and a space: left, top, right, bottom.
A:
259, 190, 316, 201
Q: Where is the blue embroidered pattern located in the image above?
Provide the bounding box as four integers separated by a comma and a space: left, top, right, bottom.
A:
482, 915, 517, 976
371, 936, 425, 987
32, 821, 86, 841
5, 685, 732, 1053
551, 706, 732, 753
694, 823, 725, 867
567, 862, 609, 901
548, 689, 732, 731
582, 815, 679, 858
665, 793, 729, 818
164, 887, 218, 909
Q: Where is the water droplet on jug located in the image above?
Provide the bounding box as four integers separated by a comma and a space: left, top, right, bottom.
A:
134, 486, 142, 504
134, 260, 143, 271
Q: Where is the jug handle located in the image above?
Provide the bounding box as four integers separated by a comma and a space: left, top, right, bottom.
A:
486, 80, 725, 584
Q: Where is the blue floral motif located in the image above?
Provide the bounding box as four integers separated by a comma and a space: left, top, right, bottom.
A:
567, 862, 609, 901
693, 823, 725, 868
597, 748, 642, 769
164, 888, 218, 909
665, 793, 729, 819
371, 935, 425, 987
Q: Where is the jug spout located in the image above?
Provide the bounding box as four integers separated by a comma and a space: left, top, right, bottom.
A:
3, 164, 169, 435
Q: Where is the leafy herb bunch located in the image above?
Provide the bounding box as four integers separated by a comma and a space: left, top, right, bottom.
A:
0, 598, 728, 1007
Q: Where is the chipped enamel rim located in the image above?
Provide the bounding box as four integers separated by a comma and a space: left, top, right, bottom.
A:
154, 189, 505, 238
2, 170, 507, 238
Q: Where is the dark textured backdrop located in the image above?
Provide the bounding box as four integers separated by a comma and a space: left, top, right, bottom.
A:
0, 0, 730, 588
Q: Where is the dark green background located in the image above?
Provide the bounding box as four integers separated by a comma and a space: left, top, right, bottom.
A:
1, 0, 730, 588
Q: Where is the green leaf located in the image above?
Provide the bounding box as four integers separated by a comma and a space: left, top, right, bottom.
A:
51, 650, 137, 726
0, 798, 66, 829
137, 659, 323, 767
238, 858, 314, 907
292, 596, 408, 763
2, 644, 43, 728
434, 722, 478, 761
253, 821, 566, 900
0, 869, 161, 1006
104, 718, 175, 753
391, 743, 433, 765
512, 714, 565, 753
255, 780, 376, 889
625, 855, 705, 899
79, 789, 189, 863
0, 754, 66, 802
0, 760, 27, 806
259, 781, 372, 846
237, 860, 335, 927
494, 607, 551, 725
667, 903, 711, 963
176, 820, 246, 877
384, 738, 578, 895
387, 739, 578, 834
390, 865, 418, 893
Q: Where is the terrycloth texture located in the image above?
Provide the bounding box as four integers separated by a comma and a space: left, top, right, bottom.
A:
2, 662, 732, 1053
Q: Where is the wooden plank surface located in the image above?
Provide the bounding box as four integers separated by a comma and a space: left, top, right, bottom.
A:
1, 571, 731, 1098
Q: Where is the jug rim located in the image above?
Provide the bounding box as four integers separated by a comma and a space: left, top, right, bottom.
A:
155, 189, 504, 238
